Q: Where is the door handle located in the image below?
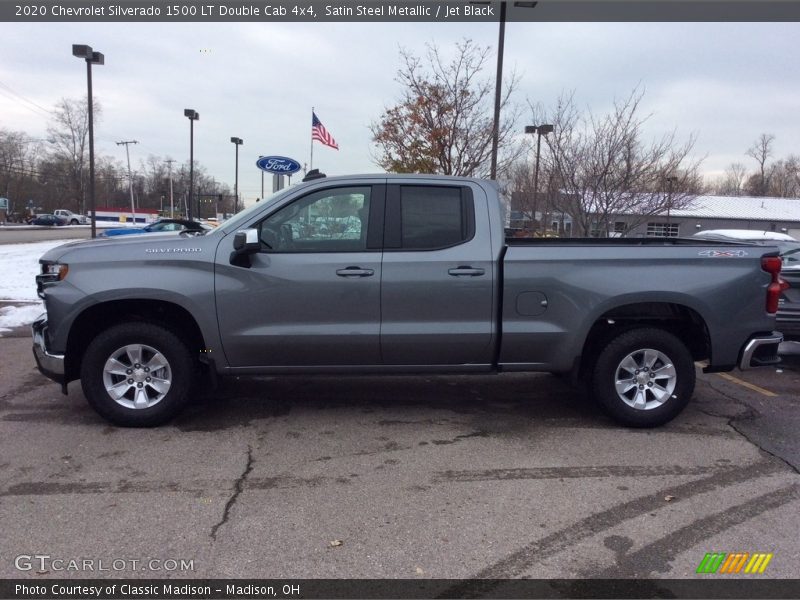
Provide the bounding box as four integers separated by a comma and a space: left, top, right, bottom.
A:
448, 266, 485, 277
336, 267, 374, 277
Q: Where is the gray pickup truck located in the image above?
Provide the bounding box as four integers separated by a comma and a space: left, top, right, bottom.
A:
33, 174, 784, 428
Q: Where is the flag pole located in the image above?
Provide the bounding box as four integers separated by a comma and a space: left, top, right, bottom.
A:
309, 106, 314, 171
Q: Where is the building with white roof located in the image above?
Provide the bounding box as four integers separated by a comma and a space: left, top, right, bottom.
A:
612, 195, 800, 239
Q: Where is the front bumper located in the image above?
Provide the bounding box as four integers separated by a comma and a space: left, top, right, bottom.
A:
31, 314, 65, 385
738, 332, 783, 370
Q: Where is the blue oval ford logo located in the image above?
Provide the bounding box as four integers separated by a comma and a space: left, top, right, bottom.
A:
257, 156, 301, 174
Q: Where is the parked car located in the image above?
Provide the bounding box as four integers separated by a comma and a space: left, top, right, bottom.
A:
98, 218, 212, 238
33, 175, 784, 427
31, 214, 67, 226
693, 230, 798, 340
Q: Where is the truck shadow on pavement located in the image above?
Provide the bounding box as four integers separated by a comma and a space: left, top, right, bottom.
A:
172, 373, 608, 433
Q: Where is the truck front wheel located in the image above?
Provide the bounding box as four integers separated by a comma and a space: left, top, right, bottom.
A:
592, 327, 695, 427
80, 322, 197, 426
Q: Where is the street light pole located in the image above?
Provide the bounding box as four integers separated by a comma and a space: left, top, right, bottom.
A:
525, 124, 554, 234
116, 140, 138, 223
184, 109, 199, 220
490, 0, 506, 181
480, 1, 538, 180
230, 137, 243, 213
72, 44, 104, 238
666, 175, 678, 234
165, 159, 175, 218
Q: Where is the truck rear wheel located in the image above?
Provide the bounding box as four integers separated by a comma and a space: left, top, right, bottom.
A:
80, 322, 197, 427
592, 327, 695, 427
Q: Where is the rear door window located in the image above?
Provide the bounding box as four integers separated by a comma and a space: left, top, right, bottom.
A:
385, 185, 475, 250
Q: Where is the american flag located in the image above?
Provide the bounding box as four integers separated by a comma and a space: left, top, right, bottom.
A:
312, 112, 339, 150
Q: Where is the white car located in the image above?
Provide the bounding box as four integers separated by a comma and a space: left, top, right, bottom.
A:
53, 209, 89, 225
693, 229, 796, 242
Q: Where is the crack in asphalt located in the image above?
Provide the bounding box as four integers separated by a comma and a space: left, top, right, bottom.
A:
700, 378, 800, 475
210, 445, 254, 541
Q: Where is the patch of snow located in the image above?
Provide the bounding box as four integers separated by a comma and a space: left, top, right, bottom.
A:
0, 239, 74, 334
0, 303, 43, 334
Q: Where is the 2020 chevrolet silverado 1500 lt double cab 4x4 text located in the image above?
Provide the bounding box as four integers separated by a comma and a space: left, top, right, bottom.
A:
33, 174, 785, 427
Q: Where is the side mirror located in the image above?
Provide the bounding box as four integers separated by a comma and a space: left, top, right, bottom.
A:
233, 228, 260, 252
230, 228, 260, 267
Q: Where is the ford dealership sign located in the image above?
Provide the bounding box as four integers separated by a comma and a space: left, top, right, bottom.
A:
257, 156, 301, 175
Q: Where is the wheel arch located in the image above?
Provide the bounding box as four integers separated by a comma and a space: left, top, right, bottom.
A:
65, 299, 206, 382
578, 301, 710, 379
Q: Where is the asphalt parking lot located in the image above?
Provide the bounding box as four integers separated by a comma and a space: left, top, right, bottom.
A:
1, 331, 798, 585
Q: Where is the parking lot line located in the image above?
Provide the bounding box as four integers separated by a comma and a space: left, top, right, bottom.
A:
715, 372, 778, 397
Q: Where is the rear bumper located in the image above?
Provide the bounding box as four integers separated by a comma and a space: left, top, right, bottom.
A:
777, 307, 800, 341
31, 314, 65, 384
738, 332, 783, 370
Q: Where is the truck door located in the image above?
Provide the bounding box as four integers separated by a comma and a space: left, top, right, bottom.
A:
216, 184, 385, 367
380, 182, 496, 366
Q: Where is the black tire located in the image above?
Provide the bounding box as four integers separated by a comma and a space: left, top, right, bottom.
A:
591, 327, 695, 428
70, 219, 79, 225
80, 322, 197, 427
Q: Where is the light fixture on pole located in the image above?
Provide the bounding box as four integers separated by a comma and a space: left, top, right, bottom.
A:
184, 109, 199, 220
72, 44, 104, 238
230, 137, 243, 213
525, 124, 554, 233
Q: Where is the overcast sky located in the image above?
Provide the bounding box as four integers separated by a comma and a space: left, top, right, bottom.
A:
1, 19, 798, 206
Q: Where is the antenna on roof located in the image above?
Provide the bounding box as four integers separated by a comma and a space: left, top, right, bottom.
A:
302, 169, 326, 182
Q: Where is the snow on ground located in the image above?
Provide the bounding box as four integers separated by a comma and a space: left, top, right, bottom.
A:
0, 303, 45, 333
3, 221, 143, 230
0, 239, 73, 334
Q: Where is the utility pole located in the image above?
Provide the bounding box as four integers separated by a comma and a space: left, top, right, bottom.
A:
165, 159, 175, 218
116, 140, 138, 223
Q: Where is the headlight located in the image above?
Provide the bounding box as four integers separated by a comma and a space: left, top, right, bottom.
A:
36, 262, 69, 298
41, 263, 69, 280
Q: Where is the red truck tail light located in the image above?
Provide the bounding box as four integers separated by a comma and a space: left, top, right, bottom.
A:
762, 256, 789, 314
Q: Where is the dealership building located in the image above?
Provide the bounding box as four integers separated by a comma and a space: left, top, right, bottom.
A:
612, 195, 800, 239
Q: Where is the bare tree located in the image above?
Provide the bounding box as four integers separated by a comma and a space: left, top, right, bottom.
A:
530, 88, 702, 237
0, 130, 37, 199
766, 155, 800, 198
713, 162, 748, 196
745, 133, 774, 196
507, 160, 537, 228
46, 96, 101, 213
94, 156, 127, 206
0, 129, 52, 217
371, 39, 522, 177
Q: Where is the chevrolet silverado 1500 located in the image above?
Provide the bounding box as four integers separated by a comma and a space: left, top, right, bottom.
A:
33, 174, 784, 427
